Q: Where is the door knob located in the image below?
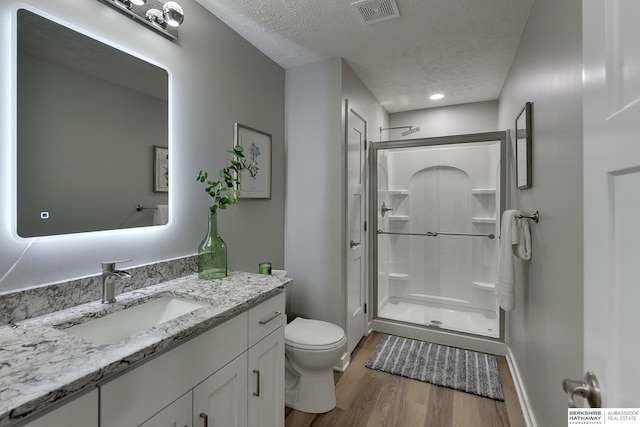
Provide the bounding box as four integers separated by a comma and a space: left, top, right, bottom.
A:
350, 240, 361, 248
562, 372, 601, 408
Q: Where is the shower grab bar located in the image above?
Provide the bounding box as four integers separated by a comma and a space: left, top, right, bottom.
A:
377, 229, 495, 240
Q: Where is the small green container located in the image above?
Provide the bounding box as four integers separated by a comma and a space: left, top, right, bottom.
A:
259, 262, 272, 275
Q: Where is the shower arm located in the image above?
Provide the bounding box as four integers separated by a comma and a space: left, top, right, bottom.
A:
380, 126, 413, 138
377, 229, 495, 240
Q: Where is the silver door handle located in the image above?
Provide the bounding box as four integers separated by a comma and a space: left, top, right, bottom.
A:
562, 372, 601, 408
380, 202, 393, 217
350, 240, 361, 248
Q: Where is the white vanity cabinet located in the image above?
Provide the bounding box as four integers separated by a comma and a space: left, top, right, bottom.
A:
22, 388, 98, 427
247, 294, 286, 427
194, 293, 286, 427
193, 353, 248, 427
99, 291, 286, 427
248, 326, 285, 427
138, 392, 192, 427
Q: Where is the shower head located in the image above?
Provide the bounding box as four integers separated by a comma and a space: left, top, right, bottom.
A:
401, 126, 420, 137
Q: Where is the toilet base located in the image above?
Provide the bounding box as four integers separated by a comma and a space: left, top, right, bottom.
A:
285, 366, 337, 413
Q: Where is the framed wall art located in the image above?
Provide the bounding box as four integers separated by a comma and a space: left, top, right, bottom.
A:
153, 146, 168, 193
234, 123, 272, 199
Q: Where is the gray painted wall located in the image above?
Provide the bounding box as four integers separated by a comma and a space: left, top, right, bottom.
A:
0, 0, 285, 293
497, 0, 583, 425
389, 100, 498, 139
284, 58, 388, 328
285, 58, 344, 326
341, 60, 389, 145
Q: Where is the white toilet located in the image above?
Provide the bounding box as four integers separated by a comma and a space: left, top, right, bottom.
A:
284, 317, 347, 413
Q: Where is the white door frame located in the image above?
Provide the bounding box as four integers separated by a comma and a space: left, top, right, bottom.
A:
344, 99, 368, 359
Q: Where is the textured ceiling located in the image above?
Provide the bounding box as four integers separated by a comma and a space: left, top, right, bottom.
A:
194, 0, 534, 113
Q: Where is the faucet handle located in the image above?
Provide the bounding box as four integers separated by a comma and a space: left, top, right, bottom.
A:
102, 259, 132, 271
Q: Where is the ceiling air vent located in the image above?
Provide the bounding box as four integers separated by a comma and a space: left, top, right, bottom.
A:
351, 0, 400, 25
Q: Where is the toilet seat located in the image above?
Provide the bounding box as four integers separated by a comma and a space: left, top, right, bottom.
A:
285, 318, 346, 351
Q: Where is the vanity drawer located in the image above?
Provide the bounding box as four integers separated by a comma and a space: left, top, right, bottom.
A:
248, 292, 285, 347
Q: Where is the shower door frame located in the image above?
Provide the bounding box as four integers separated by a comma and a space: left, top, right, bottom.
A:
368, 131, 507, 347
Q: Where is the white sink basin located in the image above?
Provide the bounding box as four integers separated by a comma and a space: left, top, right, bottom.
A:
61, 296, 210, 345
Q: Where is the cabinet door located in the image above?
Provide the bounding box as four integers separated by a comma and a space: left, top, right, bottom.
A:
193, 353, 248, 427
139, 392, 191, 427
248, 326, 285, 427
23, 388, 98, 427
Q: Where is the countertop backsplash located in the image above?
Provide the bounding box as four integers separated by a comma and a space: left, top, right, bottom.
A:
0, 256, 197, 326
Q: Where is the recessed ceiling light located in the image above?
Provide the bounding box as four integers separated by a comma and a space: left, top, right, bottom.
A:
430, 93, 445, 100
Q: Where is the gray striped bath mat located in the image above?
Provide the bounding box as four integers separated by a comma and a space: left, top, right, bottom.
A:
365, 334, 504, 401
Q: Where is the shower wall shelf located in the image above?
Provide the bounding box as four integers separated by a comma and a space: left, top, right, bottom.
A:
471, 188, 496, 194
388, 273, 409, 280
471, 217, 496, 224
388, 215, 409, 221
388, 189, 409, 195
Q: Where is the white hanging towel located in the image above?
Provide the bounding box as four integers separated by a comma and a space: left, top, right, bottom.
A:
496, 210, 532, 311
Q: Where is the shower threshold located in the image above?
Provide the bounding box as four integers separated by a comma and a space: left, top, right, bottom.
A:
378, 298, 499, 338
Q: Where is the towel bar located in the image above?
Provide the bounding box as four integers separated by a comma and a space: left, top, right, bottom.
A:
516, 210, 539, 223
135, 204, 158, 211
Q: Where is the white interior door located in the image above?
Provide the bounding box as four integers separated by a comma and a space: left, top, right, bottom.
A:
346, 100, 367, 354
581, 0, 640, 408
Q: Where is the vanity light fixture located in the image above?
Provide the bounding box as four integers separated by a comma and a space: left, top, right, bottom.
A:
430, 93, 445, 100
163, 2, 184, 27
115, 0, 133, 9
146, 8, 166, 29
97, 0, 183, 40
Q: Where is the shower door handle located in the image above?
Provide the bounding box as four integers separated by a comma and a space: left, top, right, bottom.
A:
562, 372, 601, 408
380, 202, 393, 217
350, 240, 361, 248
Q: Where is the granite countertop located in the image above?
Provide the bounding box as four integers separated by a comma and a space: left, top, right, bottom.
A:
0, 272, 292, 427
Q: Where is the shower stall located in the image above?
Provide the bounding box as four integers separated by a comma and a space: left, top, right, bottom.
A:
370, 132, 506, 342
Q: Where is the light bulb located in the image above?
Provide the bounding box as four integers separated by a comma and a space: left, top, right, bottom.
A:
163, 2, 184, 27
146, 9, 166, 28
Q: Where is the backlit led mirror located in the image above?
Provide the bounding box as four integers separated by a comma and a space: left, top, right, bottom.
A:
16, 9, 169, 237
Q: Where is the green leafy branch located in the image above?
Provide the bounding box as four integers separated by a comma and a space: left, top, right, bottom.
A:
196, 145, 257, 213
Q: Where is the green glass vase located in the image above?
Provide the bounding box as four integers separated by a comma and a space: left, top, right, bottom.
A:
198, 210, 227, 279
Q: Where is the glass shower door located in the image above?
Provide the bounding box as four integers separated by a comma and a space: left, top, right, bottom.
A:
373, 136, 502, 339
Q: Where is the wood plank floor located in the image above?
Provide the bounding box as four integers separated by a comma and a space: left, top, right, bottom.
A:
285, 332, 526, 427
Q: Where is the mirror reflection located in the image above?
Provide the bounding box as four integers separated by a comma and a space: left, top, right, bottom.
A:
16, 9, 169, 238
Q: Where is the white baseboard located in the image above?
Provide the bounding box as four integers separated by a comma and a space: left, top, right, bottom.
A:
334, 351, 350, 372
506, 347, 537, 427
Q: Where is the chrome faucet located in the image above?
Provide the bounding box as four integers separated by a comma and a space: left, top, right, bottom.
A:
101, 261, 131, 304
